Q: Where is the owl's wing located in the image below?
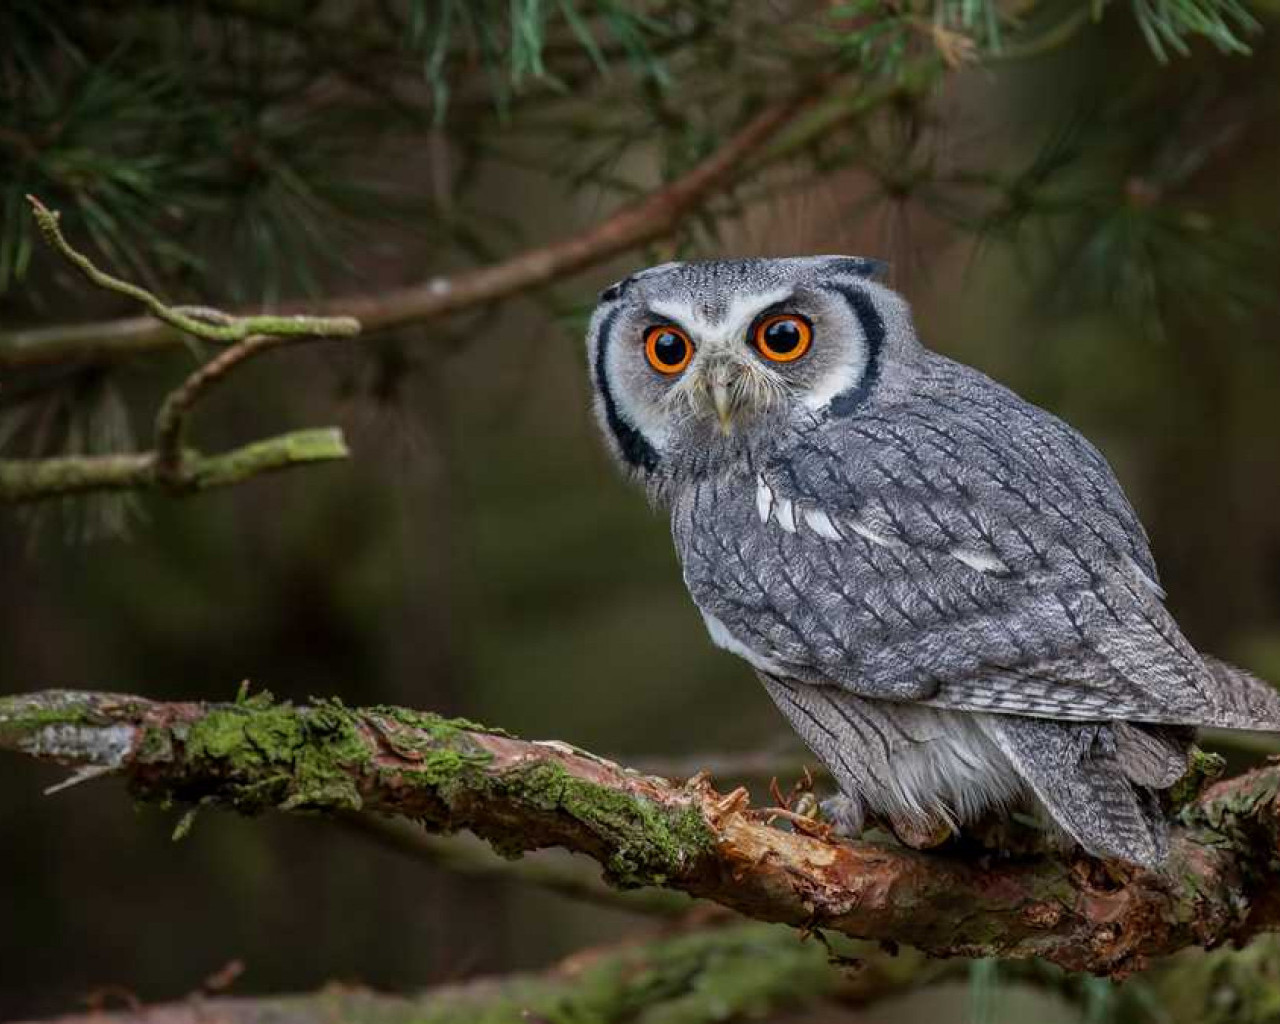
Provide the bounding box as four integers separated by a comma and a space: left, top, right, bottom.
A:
674, 355, 1280, 730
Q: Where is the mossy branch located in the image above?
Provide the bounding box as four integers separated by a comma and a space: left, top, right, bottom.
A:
27, 196, 359, 345
0, 429, 349, 502
6, 920, 948, 1024
0, 200, 360, 504
4, 688, 1280, 977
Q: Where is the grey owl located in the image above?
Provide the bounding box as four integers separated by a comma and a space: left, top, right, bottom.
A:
585, 256, 1280, 868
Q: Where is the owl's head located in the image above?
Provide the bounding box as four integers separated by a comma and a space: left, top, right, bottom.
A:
585, 256, 921, 481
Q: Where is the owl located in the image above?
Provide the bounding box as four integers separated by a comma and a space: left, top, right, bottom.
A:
585, 256, 1280, 868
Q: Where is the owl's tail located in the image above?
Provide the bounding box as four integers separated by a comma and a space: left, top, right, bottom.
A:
980, 715, 1171, 868
1200, 655, 1280, 732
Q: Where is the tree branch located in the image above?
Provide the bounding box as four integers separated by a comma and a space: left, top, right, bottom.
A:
3, 688, 1277, 977
9, 920, 947, 1024
335, 812, 701, 918
0, 429, 349, 502
0, 91, 820, 371
25, 197, 360, 348
1, 201, 359, 503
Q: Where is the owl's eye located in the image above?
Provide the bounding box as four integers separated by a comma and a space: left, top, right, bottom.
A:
644, 325, 694, 375
753, 314, 812, 363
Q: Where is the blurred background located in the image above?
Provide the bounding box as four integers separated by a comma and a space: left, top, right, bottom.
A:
3, 1, 1280, 1021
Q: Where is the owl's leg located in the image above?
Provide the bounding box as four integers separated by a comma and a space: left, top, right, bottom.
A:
818, 793, 866, 837
756, 672, 957, 847
757, 673, 879, 839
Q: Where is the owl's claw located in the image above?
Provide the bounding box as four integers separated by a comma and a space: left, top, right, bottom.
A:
760, 806, 833, 840
886, 813, 954, 850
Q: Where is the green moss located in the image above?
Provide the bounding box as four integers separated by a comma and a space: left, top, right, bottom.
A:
368, 703, 512, 740
134, 725, 174, 764
1182, 769, 1280, 839
496, 760, 716, 886
1168, 747, 1227, 810
7, 691, 712, 896
168, 696, 373, 815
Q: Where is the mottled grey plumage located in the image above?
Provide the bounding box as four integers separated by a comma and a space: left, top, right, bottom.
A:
585, 256, 1280, 867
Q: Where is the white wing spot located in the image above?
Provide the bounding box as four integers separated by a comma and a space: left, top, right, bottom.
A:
949, 546, 1010, 575
756, 474, 774, 524
1123, 554, 1166, 598
699, 609, 787, 674
847, 519, 899, 549
775, 498, 797, 533
803, 508, 843, 541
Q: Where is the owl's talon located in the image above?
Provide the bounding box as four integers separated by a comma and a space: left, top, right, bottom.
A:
761, 806, 834, 840
887, 813, 953, 851
792, 791, 819, 819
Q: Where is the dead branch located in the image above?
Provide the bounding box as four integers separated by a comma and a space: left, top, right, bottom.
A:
2, 688, 1278, 977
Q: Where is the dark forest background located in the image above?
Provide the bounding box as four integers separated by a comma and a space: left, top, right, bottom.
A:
3, 2, 1280, 1021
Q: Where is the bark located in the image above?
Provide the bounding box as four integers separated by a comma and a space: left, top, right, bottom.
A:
2, 688, 1279, 977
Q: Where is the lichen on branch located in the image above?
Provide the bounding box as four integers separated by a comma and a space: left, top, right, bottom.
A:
3, 687, 1280, 976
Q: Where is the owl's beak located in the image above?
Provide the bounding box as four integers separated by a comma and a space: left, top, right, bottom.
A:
711, 381, 734, 434
698, 356, 748, 434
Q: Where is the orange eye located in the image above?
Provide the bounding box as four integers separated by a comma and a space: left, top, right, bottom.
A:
644, 325, 694, 375
753, 314, 812, 362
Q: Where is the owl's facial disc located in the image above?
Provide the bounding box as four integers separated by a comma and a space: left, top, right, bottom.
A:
588, 257, 911, 476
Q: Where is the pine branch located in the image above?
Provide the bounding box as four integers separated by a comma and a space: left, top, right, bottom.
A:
3, 688, 1280, 976
0, 90, 820, 371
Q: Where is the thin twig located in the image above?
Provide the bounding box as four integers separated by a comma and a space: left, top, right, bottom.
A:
1, 201, 362, 502
153, 334, 296, 484
25, 196, 360, 345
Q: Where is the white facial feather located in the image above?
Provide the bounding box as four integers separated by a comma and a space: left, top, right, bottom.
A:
649, 288, 794, 346
799, 321, 868, 413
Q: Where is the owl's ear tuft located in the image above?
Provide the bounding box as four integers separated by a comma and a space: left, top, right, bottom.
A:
599, 261, 685, 303
599, 277, 631, 303
821, 256, 890, 282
